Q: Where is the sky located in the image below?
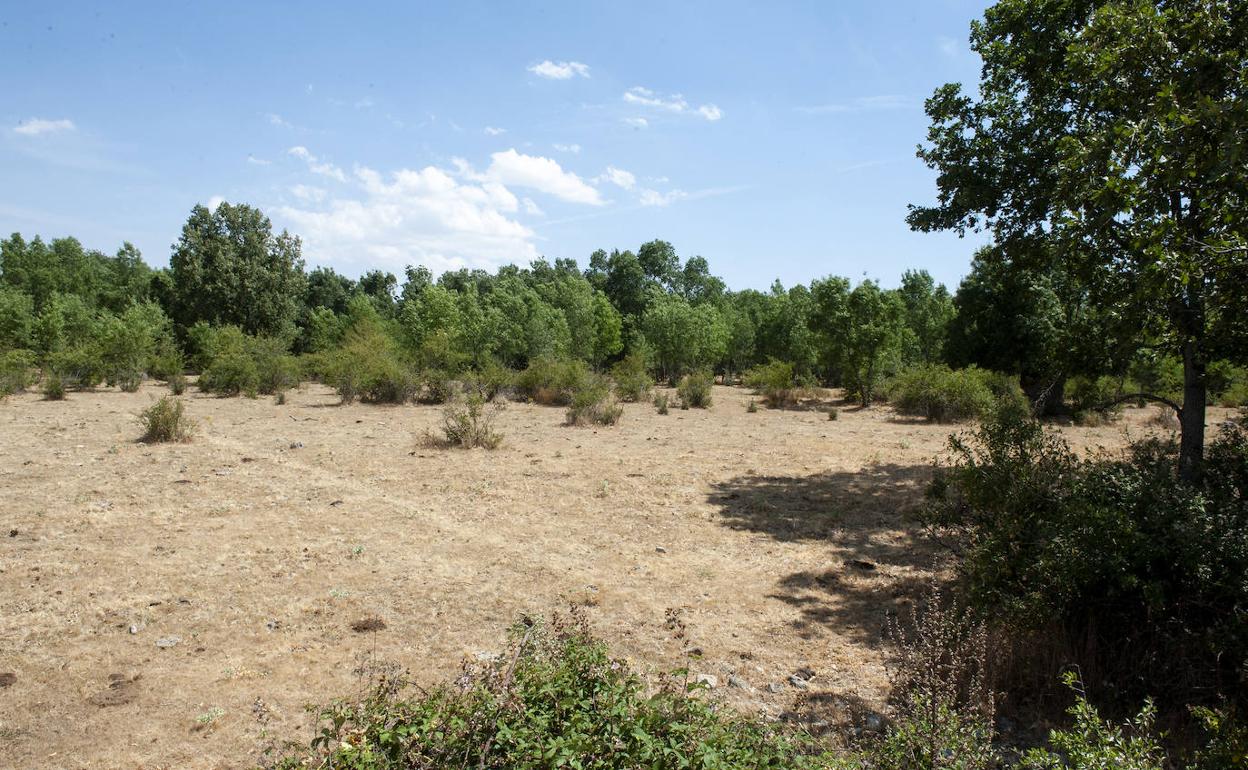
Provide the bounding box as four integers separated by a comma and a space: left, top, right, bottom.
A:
0, 1, 993, 292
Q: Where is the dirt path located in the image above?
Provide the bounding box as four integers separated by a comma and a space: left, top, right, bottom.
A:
0, 383, 1201, 768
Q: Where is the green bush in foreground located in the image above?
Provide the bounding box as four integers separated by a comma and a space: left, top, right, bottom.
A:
275, 613, 838, 770
138, 396, 195, 443
889, 364, 1026, 423
0, 349, 37, 397
516, 355, 590, 406
677, 370, 713, 409
566, 375, 623, 426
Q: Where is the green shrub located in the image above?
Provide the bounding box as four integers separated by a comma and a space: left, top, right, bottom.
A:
200, 347, 259, 397
745, 359, 796, 407
566, 375, 623, 426
468, 359, 515, 402
1188, 705, 1248, 770
416, 369, 454, 404
676, 370, 713, 409
1021, 674, 1166, 770
611, 352, 652, 402
251, 336, 300, 395
326, 323, 415, 404
516, 356, 590, 406
890, 365, 1024, 423
827, 407, 839, 421
654, 392, 670, 415
747, 399, 758, 413
138, 396, 195, 443
167, 371, 187, 395
274, 613, 838, 769
1067, 374, 1125, 417
0, 350, 37, 397
47, 345, 105, 390
42, 372, 66, 400
431, 392, 503, 449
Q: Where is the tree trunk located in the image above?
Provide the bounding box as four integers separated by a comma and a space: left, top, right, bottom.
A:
1178, 337, 1206, 485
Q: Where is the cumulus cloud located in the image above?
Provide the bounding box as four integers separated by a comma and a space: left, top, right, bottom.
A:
288, 146, 348, 182
623, 87, 721, 121
639, 188, 689, 207
485, 149, 603, 205
247, 155, 272, 166
522, 197, 545, 216
528, 60, 590, 80
623, 117, 649, 129
290, 184, 327, 203
597, 166, 636, 190
484, 126, 507, 136
553, 143, 581, 154
13, 118, 76, 136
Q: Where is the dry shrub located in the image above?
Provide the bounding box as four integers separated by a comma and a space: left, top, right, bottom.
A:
1148, 406, 1179, 431
653, 392, 670, 415
566, 376, 623, 426
138, 396, 195, 443
427, 392, 503, 449
677, 371, 713, 409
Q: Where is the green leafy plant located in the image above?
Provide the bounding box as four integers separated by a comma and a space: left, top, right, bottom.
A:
676, 370, 713, 409
566, 375, 623, 426
653, 392, 670, 415
516, 356, 590, 406
431, 392, 503, 449
138, 396, 195, 443
611, 351, 652, 402
0, 349, 37, 397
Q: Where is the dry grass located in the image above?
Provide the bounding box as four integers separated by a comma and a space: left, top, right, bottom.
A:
0, 382, 1210, 769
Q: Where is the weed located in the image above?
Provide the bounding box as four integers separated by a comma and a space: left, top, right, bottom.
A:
653, 392, 670, 415
677, 371, 713, 409
138, 396, 195, 443
429, 392, 503, 449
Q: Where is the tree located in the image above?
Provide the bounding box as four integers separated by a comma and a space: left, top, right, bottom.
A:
637, 239, 680, 288
897, 269, 954, 365
642, 294, 728, 382
169, 202, 306, 339
841, 281, 905, 406
909, 0, 1248, 481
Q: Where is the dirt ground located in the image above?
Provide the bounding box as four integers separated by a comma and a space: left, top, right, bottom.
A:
0, 382, 1222, 769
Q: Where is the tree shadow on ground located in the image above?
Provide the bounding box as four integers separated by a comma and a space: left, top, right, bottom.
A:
708, 464, 948, 644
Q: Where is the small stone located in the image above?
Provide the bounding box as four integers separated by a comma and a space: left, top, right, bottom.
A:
155, 636, 180, 649
128, 624, 141, 635
728, 675, 750, 690
767, 682, 785, 694
793, 666, 816, 681
788, 675, 810, 690
864, 714, 884, 732
655, 546, 667, 554
474, 651, 501, 663
265, 619, 280, 632
8, 529, 16, 538
0, 672, 15, 688
289, 442, 304, 449
694, 673, 717, 688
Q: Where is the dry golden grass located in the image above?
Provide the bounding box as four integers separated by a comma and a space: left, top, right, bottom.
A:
0, 385, 1211, 768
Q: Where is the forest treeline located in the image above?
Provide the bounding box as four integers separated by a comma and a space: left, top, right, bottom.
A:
2, 201, 1244, 415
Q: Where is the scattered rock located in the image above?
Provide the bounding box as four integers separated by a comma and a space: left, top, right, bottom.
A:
728, 675, 750, 690
847, 559, 877, 571
694, 673, 717, 689
788, 675, 810, 690
88, 673, 140, 706
474, 651, 501, 663
265, 619, 280, 632
350, 617, 386, 633
767, 682, 785, 694
155, 636, 180, 649
329, 500, 344, 507
792, 666, 816, 681
289, 442, 304, 449
8, 529, 17, 538
864, 714, 884, 733
128, 624, 142, 635
0, 672, 15, 688
655, 546, 667, 554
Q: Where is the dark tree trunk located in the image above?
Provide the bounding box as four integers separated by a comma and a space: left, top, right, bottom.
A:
1178, 338, 1206, 485
1022, 373, 1066, 417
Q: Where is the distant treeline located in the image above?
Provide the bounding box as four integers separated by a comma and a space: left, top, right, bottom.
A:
1, 201, 1244, 409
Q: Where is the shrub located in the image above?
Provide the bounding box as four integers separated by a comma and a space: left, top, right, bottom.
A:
168, 371, 187, 395
925, 410, 1248, 714
654, 392, 670, 415
432, 392, 503, 449
516, 356, 590, 405
745, 359, 796, 407
42, 372, 66, 400
676, 370, 713, 409
468, 359, 515, 402
827, 407, 839, 421
1067, 374, 1125, 417
0, 350, 37, 397
138, 396, 195, 443
274, 612, 838, 769
747, 399, 758, 413
200, 346, 259, 397
416, 369, 454, 405
890, 365, 1024, 423
326, 323, 416, 404
611, 352, 652, 402
47, 345, 105, 390
251, 336, 300, 395
566, 375, 623, 426
1020, 674, 1166, 770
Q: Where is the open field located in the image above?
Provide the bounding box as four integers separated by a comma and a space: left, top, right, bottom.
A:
0, 383, 1222, 769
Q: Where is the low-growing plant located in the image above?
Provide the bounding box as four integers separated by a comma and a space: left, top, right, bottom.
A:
747, 399, 758, 413
566, 375, 623, 426
654, 391, 670, 415
516, 356, 590, 405
890, 364, 1026, 423
138, 396, 195, 443
42, 371, 66, 400
415, 369, 454, 405
1067, 374, 1126, 418
431, 392, 503, 449
1020, 674, 1166, 770
744, 359, 797, 408
828, 407, 839, 421
274, 612, 839, 769
168, 371, 187, 395
468, 359, 515, 402
47, 345, 106, 391
611, 351, 652, 402
677, 370, 713, 409
326, 323, 416, 404
0, 349, 37, 397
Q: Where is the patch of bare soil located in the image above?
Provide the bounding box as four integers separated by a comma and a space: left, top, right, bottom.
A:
0, 382, 1214, 768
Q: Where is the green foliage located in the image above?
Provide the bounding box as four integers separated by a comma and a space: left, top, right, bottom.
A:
168, 371, 187, 395
275, 613, 838, 770
465, 359, 515, 402
516, 356, 590, 406
416, 369, 454, 405
47, 344, 105, 390
677, 371, 713, 409
654, 391, 670, 415
566, 375, 623, 426
1021, 675, 1165, 770
745, 359, 799, 408
433, 391, 503, 449
1188, 705, 1248, 770
611, 351, 652, 402
1067, 375, 1125, 417
197, 326, 260, 397
0, 349, 37, 397
642, 294, 728, 383
747, 399, 758, 413
42, 372, 65, 400
250, 335, 300, 395
138, 396, 195, 443
890, 364, 1026, 423
326, 320, 415, 404
926, 411, 1248, 708
0, 285, 35, 350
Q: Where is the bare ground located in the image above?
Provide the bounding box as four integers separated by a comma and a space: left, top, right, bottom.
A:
0, 382, 1215, 769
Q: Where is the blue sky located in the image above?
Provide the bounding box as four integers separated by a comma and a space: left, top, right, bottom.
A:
0, 1, 992, 291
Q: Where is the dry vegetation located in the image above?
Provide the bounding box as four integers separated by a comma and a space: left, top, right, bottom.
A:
0, 382, 1214, 769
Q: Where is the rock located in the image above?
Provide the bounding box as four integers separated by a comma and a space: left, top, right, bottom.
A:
155, 636, 180, 649
792, 666, 816, 681
767, 682, 785, 694
655, 546, 667, 554
864, 714, 884, 732
128, 624, 142, 635
694, 673, 717, 688
787, 675, 810, 690
474, 651, 501, 663
289, 441, 304, 449
265, 619, 280, 632
847, 559, 877, 571
8, 529, 16, 538
728, 675, 750, 690
0, 672, 15, 688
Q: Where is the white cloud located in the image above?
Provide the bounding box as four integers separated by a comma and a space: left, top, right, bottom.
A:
623, 87, 721, 121
267, 113, 293, 128
796, 95, 910, 114
484, 126, 507, 136
528, 60, 590, 80
287, 145, 348, 182
276, 162, 539, 276
247, 155, 272, 166
485, 149, 603, 205
522, 197, 545, 216
623, 117, 649, 129
639, 188, 689, 207
291, 184, 327, 202
553, 143, 581, 154
13, 118, 75, 136
207, 195, 226, 210
597, 166, 636, 190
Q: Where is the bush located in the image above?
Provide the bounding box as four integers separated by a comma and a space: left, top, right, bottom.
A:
200, 347, 259, 397
611, 352, 652, 402
516, 356, 591, 406
138, 396, 195, 443
251, 336, 300, 395
0, 350, 37, 397
677, 371, 713, 409
827, 407, 839, 421
467, 359, 515, 402
1020, 674, 1166, 770
747, 399, 758, 413
42, 372, 66, 400
654, 392, 670, 415
326, 323, 416, 404
745, 359, 796, 406
274, 612, 838, 770
416, 369, 454, 405
430, 392, 503, 449
890, 365, 1025, 423
925, 410, 1248, 714
1067, 374, 1125, 417
566, 375, 623, 426
168, 371, 187, 395
47, 345, 105, 390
